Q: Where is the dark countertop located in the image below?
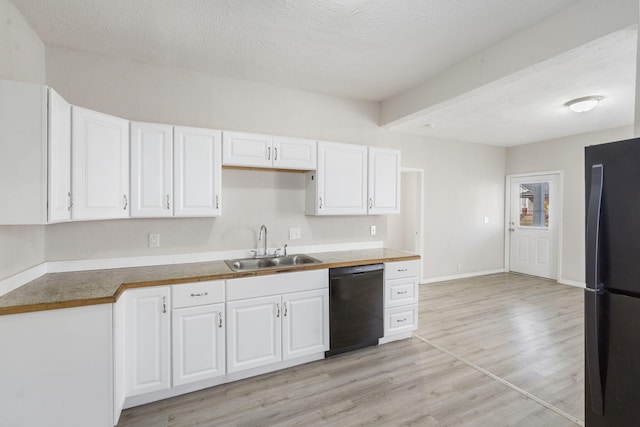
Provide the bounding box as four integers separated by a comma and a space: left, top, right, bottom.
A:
0, 248, 419, 315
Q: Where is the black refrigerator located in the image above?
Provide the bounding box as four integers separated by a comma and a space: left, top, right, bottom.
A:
585, 138, 640, 426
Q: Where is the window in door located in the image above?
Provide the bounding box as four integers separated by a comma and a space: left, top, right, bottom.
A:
519, 182, 549, 227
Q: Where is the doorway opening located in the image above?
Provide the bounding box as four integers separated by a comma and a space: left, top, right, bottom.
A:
387, 168, 424, 281
505, 172, 563, 280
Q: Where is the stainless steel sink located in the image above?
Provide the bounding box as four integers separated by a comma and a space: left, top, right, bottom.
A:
225, 254, 322, 272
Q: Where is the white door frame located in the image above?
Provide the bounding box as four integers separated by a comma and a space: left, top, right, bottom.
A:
504, 170, 564, 280
400, 167, 425, 282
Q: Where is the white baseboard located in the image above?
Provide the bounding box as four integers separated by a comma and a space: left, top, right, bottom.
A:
557, 278, 586, 288
420, 269, 506, 285
0, 241, 384, 297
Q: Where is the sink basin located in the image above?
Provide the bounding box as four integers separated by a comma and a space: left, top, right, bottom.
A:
225, 254, 321, 272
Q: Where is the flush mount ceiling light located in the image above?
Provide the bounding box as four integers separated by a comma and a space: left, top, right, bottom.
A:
565, 96, 604, 113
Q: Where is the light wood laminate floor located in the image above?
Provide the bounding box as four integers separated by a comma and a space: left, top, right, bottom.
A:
118, 273, 584, 427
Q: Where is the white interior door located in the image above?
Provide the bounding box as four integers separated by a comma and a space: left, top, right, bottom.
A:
508, 174, 559, 279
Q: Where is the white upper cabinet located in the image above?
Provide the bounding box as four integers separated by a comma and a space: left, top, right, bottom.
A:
368, 147, 401, 215
130, 122, 174, 218
174, 126, 222, 217
272, 136, 317, 170
47, 89, 72, 223
71, 106, 130, 221
223, 131, 272, 168
306, 141, 368, 215
0, 80, 47, 225
223, 131, 316, 170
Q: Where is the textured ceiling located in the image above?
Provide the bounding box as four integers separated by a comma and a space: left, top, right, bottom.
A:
391, 28, 638, 147
11, 0, 579, 102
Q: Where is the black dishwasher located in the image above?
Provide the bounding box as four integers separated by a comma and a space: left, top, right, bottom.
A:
326, 264, 384, 357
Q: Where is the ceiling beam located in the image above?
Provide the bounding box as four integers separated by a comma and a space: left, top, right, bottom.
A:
381, 0, 638, 129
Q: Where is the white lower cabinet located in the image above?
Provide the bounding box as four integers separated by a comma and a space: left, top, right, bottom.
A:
382, 260, 420, 342
227, 288, 329, 374
282, 288, 329, 360
172, 303, 225, 386
227, 295, 282, 373
226, 269, 329, 374
0, 305, 114, 427
125, 287, 171, 397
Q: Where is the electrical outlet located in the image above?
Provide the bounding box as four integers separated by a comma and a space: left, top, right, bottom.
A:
289, 228, 301, 240
370, 225, 377, 236
149, 233, 160, 248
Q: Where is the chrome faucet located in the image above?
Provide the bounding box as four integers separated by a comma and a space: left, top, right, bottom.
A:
258, 224, 268, 256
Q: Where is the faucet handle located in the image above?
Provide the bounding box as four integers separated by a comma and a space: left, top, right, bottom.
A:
249, 249, 257, 258
272, 248, 282, 257
284, 244, 288, 256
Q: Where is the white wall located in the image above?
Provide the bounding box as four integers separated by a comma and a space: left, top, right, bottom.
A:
0, 0, 46, 280
43, 46, 507, 281
506, 125, 633, 285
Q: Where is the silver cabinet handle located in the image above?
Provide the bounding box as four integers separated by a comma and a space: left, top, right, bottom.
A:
369, 198, 373, 209
215, 195, 219, 209
190, 292, 208, 297
274, 147, 278, 161
218, 312, 223, 328
162, 296, 167, 314
267, 146, 271, 160
166, 194, 170, 210
397, 290, 408, 295
123, 194, 128, 210
396, 318, 407, 323
319, 197, 323, 209
276, 303, 281, 318
283, 301, 288, 317
67, 192, 73, 211
398, 268, 407, 272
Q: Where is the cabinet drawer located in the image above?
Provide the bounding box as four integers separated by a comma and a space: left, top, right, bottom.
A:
384, 260, 419, 280
172, 280, 225, 308
385, 277, 419, 308
384, 304, 418, 336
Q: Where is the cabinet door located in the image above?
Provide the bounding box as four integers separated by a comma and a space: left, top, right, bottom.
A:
227, 295, 282, 373
222, 131, 272, 167
172, 303, 225, 386
315, 141, 367, 215
71, 106, 130, 220
130, 122, 173, 218
272, 136, 316, 170
174, 126, 222, 217
368, 147, 400, 215
0, 79, 47, 224
47, 88, 72, 223
282, 289, 329, 360
125, 287, 171, 397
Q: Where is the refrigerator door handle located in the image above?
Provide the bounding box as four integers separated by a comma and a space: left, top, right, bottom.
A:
586, 163, 605, 415
586, 163, 604, 291
585, 289, 605, 415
